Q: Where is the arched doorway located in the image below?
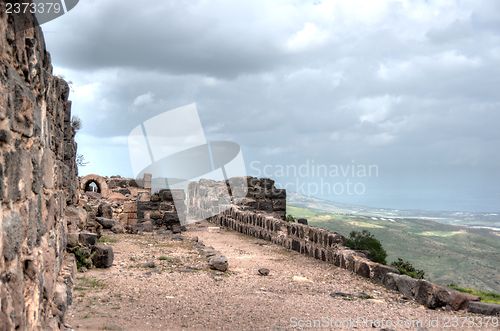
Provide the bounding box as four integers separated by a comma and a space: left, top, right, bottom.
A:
84, 180, 101, 193
79, 174, 109, 198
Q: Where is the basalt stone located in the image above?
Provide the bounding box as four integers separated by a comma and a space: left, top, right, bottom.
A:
383, 272, 399, 291
171, 224, 182, 234
291, 239, 301, 252
258, 268, 270, 276
467, 302, 500, 316
257, 200, 273, 211
111, 223, 125, 234
4, 151, 23, 201
353, 258, 371, 278
136, 220, 154, 232
0, 129, 11, 144
163, 212, 180, 225
297, 218, 308, 225
370, 264, 399, 283
97, 202, 113, 219
117, 188, 131, 195
78, 231, 97, 247
31, 152, 42, 194
208, 255, 228, 272
149, 211, 163, 220
415, 280, 448, 309
272, 199, 286, 211
442, 289, 480, 311
67, 232, 79, 248
393, 274, 418, 299
2, 212, 23, 261
95, 217, 115, 229
269, 188, 286, 199
92, 245, 114, 268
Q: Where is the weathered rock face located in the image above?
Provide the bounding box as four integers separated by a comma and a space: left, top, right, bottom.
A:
1, 7, 78, 330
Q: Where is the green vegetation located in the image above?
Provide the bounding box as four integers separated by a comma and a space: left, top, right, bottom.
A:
345, 230, 387, 264
98, 235, 118, 244
71, 246, 93, 271
158, 255, 173, 261
448, 284, 500, 304
74, 276, 105, 291
288, 204, 500, 292
391, 258, 425, 279
285, 214, 296, 222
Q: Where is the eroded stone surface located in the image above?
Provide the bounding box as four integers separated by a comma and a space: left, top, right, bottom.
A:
0, 7, 78, 329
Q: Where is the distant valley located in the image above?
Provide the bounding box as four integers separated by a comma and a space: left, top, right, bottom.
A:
287, 193, 500, 293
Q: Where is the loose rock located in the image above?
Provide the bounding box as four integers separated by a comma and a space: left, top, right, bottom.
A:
208, 255, 228, 272
258, 268, 270, 276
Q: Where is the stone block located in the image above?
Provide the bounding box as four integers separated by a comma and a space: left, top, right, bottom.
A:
370, 263, 399, 283
441, 289, 480, 311
353, 258, 371, 278
2, 211, 22, 261
297, 218, 308, 225
393, 274, 419, 299
96, 217, 116, 229
97, 202, 113, 219
92, 245, 114, 268
123, 202, 137, 213
209, 255, 228, 272
383, 272, 399, 291
467, 302, 500, 316
272, 198, 286, 211
79, 231, 97, 247
67, 232, 79, 248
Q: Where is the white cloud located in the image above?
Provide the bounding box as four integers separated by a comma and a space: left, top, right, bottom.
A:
286, 22, 329, 52
132, 92, 155, 108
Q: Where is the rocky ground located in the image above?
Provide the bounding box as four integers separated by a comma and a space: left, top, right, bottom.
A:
67, 222, 496, 330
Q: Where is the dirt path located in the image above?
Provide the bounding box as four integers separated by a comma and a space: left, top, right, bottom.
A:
67, 222, 492, 330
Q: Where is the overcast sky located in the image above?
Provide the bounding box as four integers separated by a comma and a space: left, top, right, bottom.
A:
43, 0, 500, 212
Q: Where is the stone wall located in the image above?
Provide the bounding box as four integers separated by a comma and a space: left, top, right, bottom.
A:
77, 175, 184, 233
209, 206, 499, 315
1, 6, 78, 330
187, 177, 286, 221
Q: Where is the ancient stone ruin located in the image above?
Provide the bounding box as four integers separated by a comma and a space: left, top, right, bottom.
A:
1, 5, 499, 330
0, 8, 78, 329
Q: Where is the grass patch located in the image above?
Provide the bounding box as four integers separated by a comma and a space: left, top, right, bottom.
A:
75, 276, 105, 291
448, 284, 500, 304
98, 235, 118, 244
347, 221, 385, 229
419, 230, 465, 237
158, 255, 173, 261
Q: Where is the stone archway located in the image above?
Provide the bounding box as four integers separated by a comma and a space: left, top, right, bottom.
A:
80, 174, 109, 198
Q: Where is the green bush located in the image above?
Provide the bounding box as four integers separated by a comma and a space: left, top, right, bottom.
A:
285, 214, 296, 223
70, 246, 94, 271
391, 258, 425, 279
345, 230, 387, 264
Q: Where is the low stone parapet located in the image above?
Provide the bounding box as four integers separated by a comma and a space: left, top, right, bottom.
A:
208, 206, 499, 316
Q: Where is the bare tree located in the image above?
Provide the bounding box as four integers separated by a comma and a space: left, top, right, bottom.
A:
76, 154, 89, 167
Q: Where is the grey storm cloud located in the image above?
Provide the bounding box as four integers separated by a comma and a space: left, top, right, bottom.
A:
42, 0, 500, 212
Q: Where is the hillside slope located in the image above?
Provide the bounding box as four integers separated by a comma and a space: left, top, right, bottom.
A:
287, 204, 500, 293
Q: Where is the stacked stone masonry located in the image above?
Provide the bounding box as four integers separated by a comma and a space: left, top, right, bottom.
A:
209, 206, 500, 316
1, 6, 78, 330
187, 177, 286, 221
78, 174, 184, 233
